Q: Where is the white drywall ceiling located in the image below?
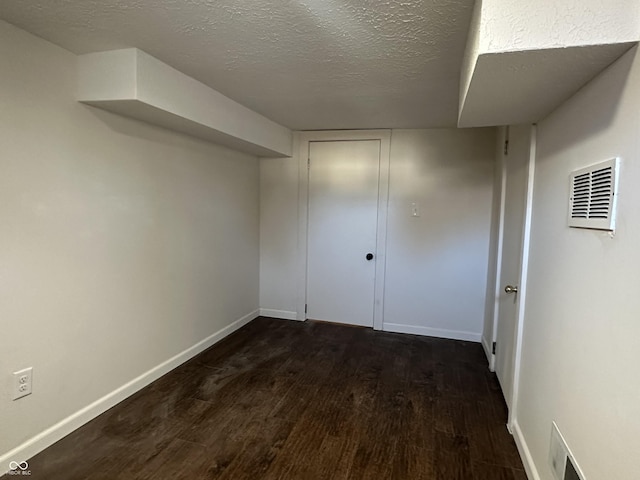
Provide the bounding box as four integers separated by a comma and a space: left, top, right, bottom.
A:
0, 0, 475, 130
77, 48, 293, 157
458, 0, 640, 128
459, 43, 636, 128
478, 0, 640, 53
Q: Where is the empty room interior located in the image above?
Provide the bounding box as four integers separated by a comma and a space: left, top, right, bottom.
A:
1, 1, 639, 479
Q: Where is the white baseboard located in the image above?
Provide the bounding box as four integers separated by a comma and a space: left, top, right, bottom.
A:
382, 323, 481, 342
259, 308, 300, 321
481, 335, 496, 371
0, 309, 259, 475
512, 419, 541, 480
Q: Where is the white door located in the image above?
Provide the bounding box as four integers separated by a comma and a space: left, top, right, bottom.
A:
495, 125, 532, 408
306, 140, 381, 327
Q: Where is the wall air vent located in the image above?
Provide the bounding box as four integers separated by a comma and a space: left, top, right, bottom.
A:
568, 158, 619, 231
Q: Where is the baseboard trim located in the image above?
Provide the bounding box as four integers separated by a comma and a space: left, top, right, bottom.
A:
382, 323, 481, 342
512, 419, 541, 480
0, 309, 260, 475
259, 308, 300, 321
481, 335, 496, 371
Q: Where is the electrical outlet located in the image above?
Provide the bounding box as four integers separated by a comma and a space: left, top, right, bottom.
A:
12, 367, 33, 400
410, 202, 420, 217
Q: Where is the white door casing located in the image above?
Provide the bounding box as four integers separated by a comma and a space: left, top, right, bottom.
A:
306, 140, 380, 327
296, 130, 391, 329
494, 124, 535, 418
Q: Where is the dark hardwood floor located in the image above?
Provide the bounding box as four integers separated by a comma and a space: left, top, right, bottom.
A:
7, 317, 527, 479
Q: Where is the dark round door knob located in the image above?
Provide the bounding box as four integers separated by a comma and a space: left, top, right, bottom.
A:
366, 253, 374, 261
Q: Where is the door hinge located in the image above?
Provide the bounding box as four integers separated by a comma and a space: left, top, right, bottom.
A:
504, 140, 509, 155
305, 304, 308, 314
307, 158, 311, 169
492, 342, 497, 355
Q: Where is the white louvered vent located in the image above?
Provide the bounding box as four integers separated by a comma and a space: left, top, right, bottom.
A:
568, 158, 619, 231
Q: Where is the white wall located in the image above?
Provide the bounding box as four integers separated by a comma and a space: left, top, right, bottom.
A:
259, 135, 300, 320
0, 20, 260, 461
514, 46, 640, 480
259, 128, 496, 341
383, 129, 495, 340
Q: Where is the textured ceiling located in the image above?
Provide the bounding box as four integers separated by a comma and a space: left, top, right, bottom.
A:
0, 0, 474, 130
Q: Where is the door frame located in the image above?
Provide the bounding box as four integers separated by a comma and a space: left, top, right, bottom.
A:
489, 125, 536, 430
296, 130, 392, 330
507, 124, 536, 430
485, 126, 509, 372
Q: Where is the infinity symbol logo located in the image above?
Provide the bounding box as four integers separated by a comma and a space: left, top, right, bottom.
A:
9, 461, 28, 470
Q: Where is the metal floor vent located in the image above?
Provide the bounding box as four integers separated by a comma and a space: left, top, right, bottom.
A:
549, 422, 586, 480
564, 458, 581, 480
568, 158, 619, 231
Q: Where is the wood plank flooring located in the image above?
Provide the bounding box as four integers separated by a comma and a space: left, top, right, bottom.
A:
6, 317, 527, 479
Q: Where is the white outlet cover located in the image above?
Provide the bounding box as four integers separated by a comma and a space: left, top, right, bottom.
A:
12, 367, 33, 400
